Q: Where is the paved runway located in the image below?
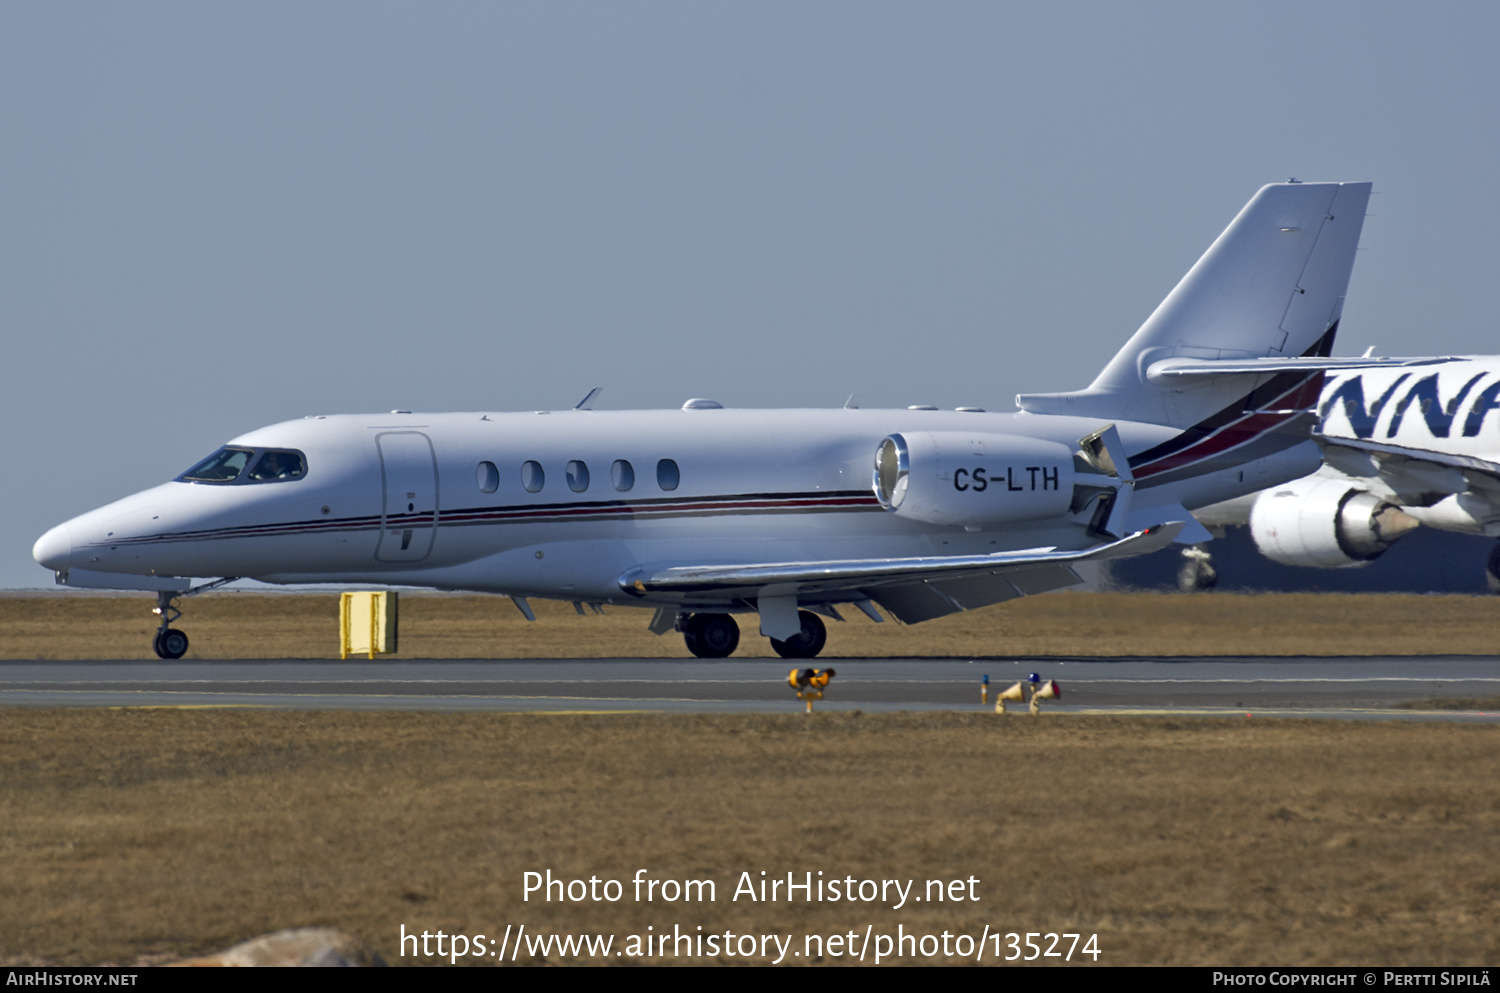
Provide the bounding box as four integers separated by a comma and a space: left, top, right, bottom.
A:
2, 656, 1498, 720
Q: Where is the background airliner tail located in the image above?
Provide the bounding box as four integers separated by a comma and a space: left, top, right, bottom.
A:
1017, 181, 1372, 430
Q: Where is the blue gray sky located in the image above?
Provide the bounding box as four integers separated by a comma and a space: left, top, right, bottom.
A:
5, 1, 1498, 588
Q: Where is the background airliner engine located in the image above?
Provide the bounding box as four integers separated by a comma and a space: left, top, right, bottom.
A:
1247, 476, 1418, 568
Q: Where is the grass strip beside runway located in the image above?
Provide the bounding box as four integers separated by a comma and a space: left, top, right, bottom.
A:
5, 590, 1500, 659
2, 709, 1497, 966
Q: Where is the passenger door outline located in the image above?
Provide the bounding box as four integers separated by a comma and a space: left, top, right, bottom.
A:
376, 431, 438, 562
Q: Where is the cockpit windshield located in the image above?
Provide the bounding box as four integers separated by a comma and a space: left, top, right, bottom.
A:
247, 449, 307, 481
178, 447, 306, 484
179, 447, 255, 482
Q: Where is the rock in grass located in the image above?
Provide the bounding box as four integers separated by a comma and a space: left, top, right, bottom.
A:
173, 929, 386, 967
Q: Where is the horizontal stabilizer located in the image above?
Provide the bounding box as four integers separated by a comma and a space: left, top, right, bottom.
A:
1147, 356, 1451, 381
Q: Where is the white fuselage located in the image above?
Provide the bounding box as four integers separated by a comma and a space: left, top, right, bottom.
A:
34, 405, 1311, 610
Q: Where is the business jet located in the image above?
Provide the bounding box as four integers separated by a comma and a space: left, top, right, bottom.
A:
1184, 358, 1500, 590
34, 181, 1374, 659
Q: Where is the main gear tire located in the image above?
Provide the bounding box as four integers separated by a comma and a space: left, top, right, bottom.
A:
770, 611, 827, 659
682, 613, 739, 658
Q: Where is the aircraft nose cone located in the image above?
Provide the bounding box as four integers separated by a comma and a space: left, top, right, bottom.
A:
33, 525, 73, 572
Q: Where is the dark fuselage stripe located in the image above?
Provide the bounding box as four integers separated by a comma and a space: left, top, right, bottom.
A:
1128, 324, 1337, 480
87, 491, 884, 547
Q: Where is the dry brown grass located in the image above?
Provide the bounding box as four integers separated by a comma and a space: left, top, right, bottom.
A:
6, 592, 1497, 966
2, 709, 1497, 966
5, 590, 1500, 659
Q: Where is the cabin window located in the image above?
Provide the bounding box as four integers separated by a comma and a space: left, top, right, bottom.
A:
657, 458, 680, 491
521, 460, 545, 493
246, 449, 307, 482
611, 459, 635, 491
567, 460, 590, 492
477, 461, 499, 493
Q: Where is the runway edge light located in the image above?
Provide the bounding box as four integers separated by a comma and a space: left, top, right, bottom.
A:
994, 681, 1026, 714
788, 668, 836, 712
1031, 679, 1061, 715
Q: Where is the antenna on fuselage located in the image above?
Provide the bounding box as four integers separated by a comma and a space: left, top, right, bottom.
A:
574, 387, 603, 410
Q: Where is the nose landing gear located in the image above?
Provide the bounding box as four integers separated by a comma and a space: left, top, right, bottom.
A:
150, 578, 239, 659
152, 590, 189, 658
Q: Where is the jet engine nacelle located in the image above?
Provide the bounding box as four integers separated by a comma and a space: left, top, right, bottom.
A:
873, 432, 1076, 528
1249, 476, 1419, 568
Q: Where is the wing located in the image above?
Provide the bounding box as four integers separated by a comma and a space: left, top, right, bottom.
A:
1317, 433, 1500, 482
618, 523, 1184, 624
1315, 435, 1500, 515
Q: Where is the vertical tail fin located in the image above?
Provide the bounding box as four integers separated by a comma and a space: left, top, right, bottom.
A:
1017, 181, 1371, 429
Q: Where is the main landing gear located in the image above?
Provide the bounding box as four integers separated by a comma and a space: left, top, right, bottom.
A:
1487, 541, 1500, 595
770, 611, 827, 659
677, 610, 829, 659
681, 613, 740, 658
150, 578, 239, 659
1177, 544, 1218, 593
